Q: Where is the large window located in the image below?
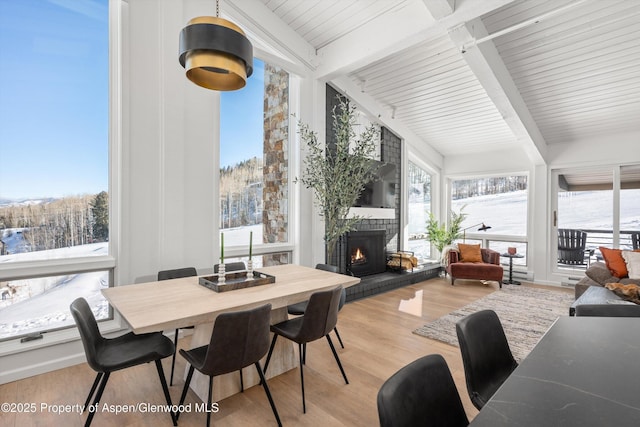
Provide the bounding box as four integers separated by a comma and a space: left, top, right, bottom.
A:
451, 175, 528, 265
219, 59, 290, 266
0, 0, 111, 340
407, 161, 432, 261
554, 164, 640, 270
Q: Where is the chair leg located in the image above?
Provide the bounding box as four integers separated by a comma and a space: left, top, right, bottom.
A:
170, 328, 179, 386
85, 371, 110, 427
83, 372, 103, 411
298, 343, 306, 413
255, 362, 282, 427
239, 369, 244, 392
263, 334, 278, 375
207, 375, 214, 427
333, 326, 344, 349
177, 365, 195, 421
155, 360, 178, 426
302, 342, 307, 365
326, 335, 349, 385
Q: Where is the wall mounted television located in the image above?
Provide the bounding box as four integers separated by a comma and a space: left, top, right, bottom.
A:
354, 160, 396, 209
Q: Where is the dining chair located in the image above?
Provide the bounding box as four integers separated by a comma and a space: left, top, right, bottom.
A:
263, 285, 348, 413
177, 304, 282, 427
212, 261, 247, 390
377, 354, 469, 427
70, 297, 177, 427
455, 309, 518, 410
287, 263, 347, 348
157, 266, 198, 386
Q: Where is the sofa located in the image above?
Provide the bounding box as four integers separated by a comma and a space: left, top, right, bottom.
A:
574, 261, 640, 298
571, 261, 640, 316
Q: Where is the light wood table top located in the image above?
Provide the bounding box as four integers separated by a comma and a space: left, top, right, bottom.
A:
102, 264, 360, 334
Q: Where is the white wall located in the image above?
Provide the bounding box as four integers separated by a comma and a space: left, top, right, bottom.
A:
119, 0, 218, 286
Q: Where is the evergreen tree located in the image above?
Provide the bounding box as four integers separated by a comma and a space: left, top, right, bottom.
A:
91, 191, 109, 242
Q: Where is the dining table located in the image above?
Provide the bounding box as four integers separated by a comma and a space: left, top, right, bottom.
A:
470, 316, 640, 426
102, 264, 360, 402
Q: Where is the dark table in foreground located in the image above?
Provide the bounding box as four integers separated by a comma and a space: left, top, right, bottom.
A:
470, 316, 640, 426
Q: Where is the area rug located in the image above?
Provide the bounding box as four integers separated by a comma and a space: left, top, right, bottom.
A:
413, 285, 574, 362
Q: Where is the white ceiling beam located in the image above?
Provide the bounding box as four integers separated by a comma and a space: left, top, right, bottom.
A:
422, 0, 455, 20
315, 0, 518, 80
448, 18, 548, 165
222, 0, 318, 73
331, 76, 444, 170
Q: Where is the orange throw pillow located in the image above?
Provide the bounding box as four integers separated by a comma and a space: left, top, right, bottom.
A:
458, 243, 482, 263
600, 247, 628, 278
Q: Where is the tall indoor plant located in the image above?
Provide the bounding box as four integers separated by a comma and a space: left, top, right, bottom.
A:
297, 97, 379, 262
426, 208, 467, 254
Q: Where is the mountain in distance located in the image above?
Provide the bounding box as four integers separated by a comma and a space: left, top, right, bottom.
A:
0, 197, 57, 207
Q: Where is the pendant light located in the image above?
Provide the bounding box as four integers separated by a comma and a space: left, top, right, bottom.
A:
178, 0, 253, 91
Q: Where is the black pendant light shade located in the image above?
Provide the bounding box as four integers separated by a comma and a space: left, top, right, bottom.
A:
179, 16, 253, 91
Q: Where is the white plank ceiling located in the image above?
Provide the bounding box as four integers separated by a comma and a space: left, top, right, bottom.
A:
258, 0, 640, 161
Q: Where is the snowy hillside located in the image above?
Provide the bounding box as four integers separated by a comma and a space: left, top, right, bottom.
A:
0, 234, 109, 340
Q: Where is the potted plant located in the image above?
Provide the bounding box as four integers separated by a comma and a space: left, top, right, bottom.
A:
296, 97, 379, 263
426, 208, 467, 254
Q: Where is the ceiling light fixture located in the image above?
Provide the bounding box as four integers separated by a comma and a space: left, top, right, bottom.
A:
178, 0, 253, 91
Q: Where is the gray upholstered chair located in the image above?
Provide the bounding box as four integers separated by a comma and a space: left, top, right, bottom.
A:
287, 263, 346, 347
70, 297, 177, 427
264, 286, 348, 413
456, 309, 518, 410
177, 304, 281, 427
377, 354, 469, 427
157, 266, 198, 386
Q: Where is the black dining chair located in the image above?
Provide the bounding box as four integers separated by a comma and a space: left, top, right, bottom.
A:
263, 285, 348, 413
157, 266, 198, 386
70, 297, 177, 427
455, 309, 518, 410
377, 354, 469, 427
177, 304, 281, 427
287, 263, 346, 348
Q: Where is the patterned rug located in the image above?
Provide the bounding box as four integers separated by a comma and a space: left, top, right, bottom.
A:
413, 285, 575, 362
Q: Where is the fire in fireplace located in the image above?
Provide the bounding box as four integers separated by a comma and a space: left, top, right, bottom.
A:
351, 248, 367, 265
347, 230, 386, 277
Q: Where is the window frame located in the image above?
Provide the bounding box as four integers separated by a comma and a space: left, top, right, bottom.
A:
446, 171, 530, 266
217, 58, 299, 265
550, 163, 640, 275
0, 0, 120, 349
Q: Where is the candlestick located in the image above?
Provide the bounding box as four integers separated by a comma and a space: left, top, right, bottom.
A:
249, 231, 253, 260
218, 263, 225, 284
246, 259, 254, 280
220, 232, 224, 263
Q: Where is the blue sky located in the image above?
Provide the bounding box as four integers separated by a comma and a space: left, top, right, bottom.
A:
220, 59, 265, 168
0, 0, 262, 200
0, 0, 109, 200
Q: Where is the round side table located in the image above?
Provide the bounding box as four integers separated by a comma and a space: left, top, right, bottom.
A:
501, 253, 524, 285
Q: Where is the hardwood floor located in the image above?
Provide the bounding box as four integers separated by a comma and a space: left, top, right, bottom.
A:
0, 277, 572, 426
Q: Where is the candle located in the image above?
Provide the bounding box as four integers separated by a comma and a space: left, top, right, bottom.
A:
220, 232, 224, 263
249, 231, 253, 260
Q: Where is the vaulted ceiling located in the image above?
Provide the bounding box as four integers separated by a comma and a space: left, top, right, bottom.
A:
251, 0, 640, 165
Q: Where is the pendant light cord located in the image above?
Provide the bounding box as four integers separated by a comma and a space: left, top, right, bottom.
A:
216, 0, 219, 17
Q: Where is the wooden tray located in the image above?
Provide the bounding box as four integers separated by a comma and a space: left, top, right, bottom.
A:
198, 270, 275, 292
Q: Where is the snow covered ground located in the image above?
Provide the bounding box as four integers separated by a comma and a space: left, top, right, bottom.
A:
0, 239, 109, 340
1, 189, 638, 340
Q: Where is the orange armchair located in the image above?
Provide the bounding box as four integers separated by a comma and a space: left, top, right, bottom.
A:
446, 248, 504, 288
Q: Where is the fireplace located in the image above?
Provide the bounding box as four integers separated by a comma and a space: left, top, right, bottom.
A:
346, 230, 386, 277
